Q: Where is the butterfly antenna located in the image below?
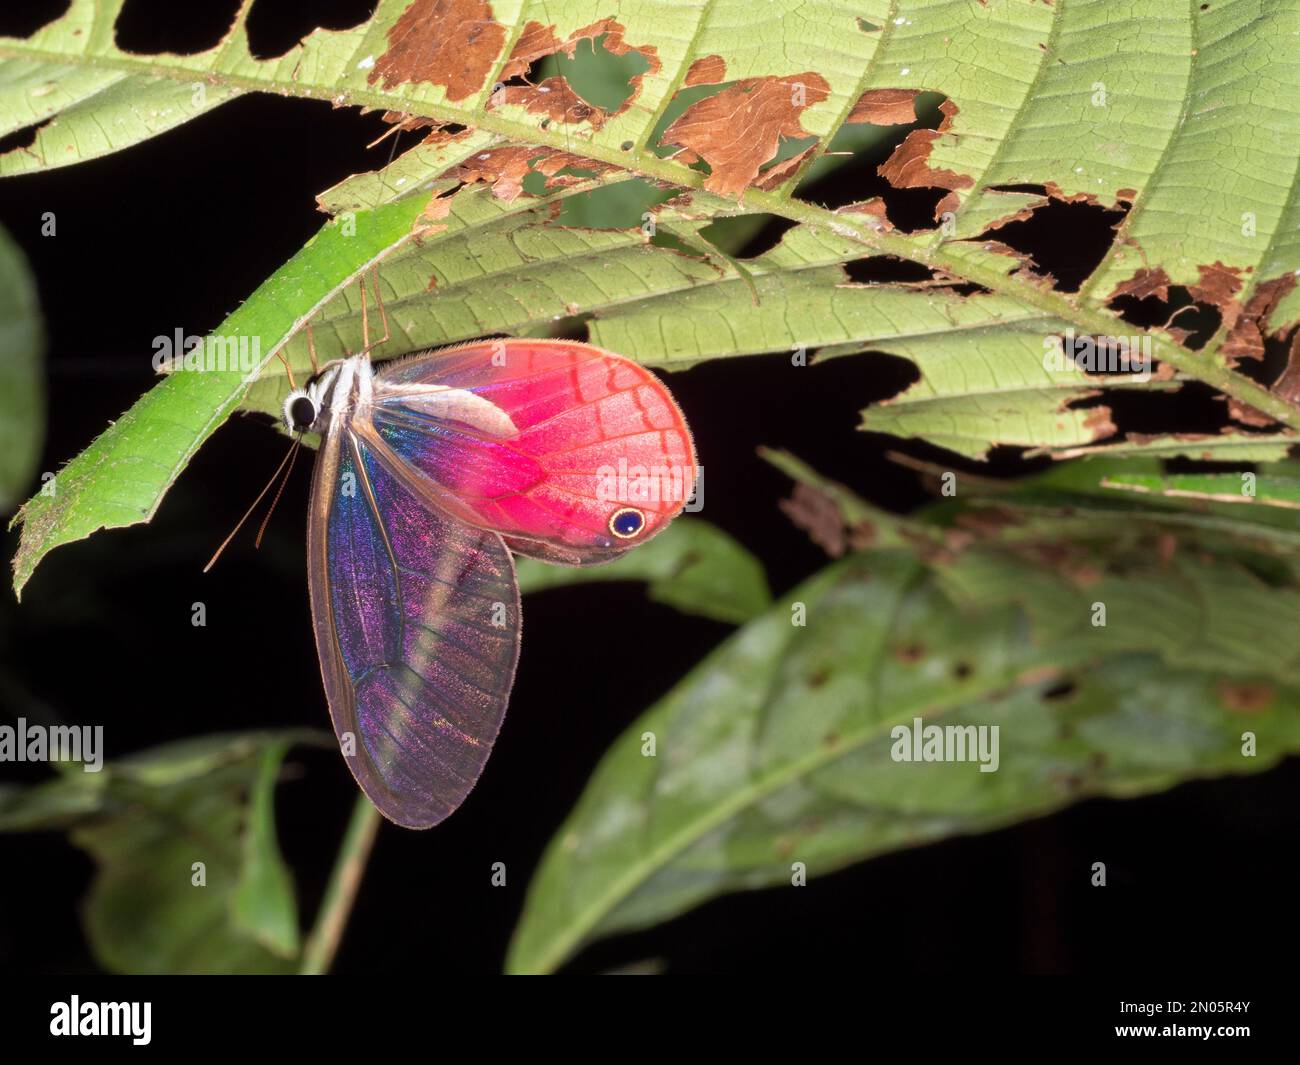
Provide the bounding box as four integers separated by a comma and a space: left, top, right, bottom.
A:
203, 435, 302, 573
254, 436, 302, 548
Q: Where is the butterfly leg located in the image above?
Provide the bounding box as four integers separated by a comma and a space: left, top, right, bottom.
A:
356, 267, 392, 359
372, 266, 392, 350
276, 348, 298, 391
306, 319, 320, 376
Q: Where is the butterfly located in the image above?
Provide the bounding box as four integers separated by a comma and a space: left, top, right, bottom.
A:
278, 332, 695, 828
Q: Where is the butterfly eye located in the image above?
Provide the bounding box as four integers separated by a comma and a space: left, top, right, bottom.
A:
288, 395, 318, 431
609, 507, 646, 539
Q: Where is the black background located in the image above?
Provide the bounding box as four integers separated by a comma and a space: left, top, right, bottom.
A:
0, 0, 1297, 977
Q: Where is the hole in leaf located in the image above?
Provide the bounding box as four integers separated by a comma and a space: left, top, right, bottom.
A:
526, 314, 593, 343
1252, 326, 1300, 390
946, 281, 993, 297
697, 214, 797, 259
953, 661, 973, 680
755, 133, 819, 186
0, 0, 69, 36
970, 194, 1128, 292
245, 0, 377, 61
1073, 380, 1233, 439
115, 0, 243, 55
549, 178, 676, 228
794, 92, 956, 232
646, 70, 829, 197
500, 32, 650, 127
536, 34, 650, 113
520, 159, 601, 197
0, 119, 50, 157
986, 183, 1049, 195
841, 256, 991, 295
843, 256, 938, 284
1109, 285, 1221, 350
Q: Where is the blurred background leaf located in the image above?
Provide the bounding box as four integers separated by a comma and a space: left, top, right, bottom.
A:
516, 519, 770, 625
0, 730, 323, 973
232, 740, 300, 958
508, 457, 1300, 973
0, 220, 44, 513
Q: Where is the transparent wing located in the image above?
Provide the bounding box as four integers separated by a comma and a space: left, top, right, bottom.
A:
307, 420, 520, 828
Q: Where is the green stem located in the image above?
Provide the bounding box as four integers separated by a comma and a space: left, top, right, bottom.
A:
300, 796, 382, 975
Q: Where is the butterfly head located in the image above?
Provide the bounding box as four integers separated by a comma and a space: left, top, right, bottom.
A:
282, 361, 356, 435
284, 390, 319, 433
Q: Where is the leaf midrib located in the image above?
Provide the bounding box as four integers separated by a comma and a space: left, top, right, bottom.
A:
5, 36, 1299, 429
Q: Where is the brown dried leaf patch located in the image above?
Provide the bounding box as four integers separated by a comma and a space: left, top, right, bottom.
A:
369, 0, 508, 102
660, 73, 830, 197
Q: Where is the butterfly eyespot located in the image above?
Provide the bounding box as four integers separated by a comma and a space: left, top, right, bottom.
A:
609, 507, 646, 539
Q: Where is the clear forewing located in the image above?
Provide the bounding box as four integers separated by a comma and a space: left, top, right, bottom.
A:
307, 422, 520, 828
358, 339, 696, 564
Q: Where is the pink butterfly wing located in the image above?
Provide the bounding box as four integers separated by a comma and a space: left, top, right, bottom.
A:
357, 339, 697, 564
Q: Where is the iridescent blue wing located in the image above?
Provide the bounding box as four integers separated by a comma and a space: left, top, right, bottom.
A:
308, 416, 520, 828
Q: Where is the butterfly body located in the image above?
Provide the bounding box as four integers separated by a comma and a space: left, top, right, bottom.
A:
287, 340, 695, 828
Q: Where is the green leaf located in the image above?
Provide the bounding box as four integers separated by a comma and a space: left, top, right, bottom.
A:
0, 730, 323, 973
0, 221, 44, 512
0, 58, 239, 176
231, 740, 301, 958
3, 0, 1299, 452
8, 194, 434, 597
0, 772, 106, 831
929, 455, 1300, 565
516, 518, 770, 625
508, 534, 1300, 973
10, 1, 1300, 582
1099, 471, 1300, 511
1041, 434, 1297, 463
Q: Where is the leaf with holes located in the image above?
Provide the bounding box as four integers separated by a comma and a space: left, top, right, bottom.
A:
7, 3, 1300, 601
